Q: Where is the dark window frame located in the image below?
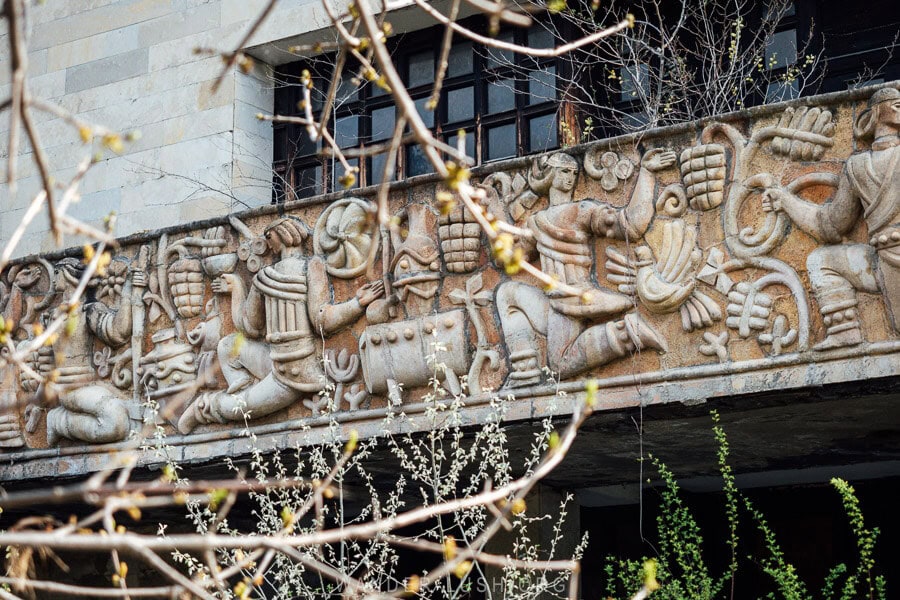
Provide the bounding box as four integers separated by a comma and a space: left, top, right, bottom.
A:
272, 16, 566, 203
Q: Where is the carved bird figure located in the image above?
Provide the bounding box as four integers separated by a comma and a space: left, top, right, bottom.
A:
605, 220, 723, 332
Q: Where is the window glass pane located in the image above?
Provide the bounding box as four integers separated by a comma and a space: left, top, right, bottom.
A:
332, 158, 359, 189
274, 126, 287, 162
290, 124, 318, 156
414, 96, 435, 128
448, 42, 473, 77
765, 29, 797, 70
295, 165, 322, 199
485, 32, 514, 69
529, 113, 557, 152
487, 78, 516, 113
620, 63, 649, 102
334, 115, 359, 148
369, 152, 397, 185
446, 130, 475, 161
371, 106, 396, 141
620, 110, 649, 129
528, 66, 556, 105
275, 84, 294, 115
447, 86, 475, 123
766, 1, 795, 20
308, 79, 326, 111
408, 50, 434, 87
273, 173, 286, 203
528, 26, 554, 49
336, 74, 358, 104
406, 144, 433, 177
487, 123, 516, 160
766, 79, 800, 102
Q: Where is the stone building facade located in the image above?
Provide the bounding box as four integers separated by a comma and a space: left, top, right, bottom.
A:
1, 0, 900, 588
1, 82, 899, 480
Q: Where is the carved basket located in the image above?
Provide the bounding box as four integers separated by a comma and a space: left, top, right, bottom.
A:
679, 144, 726, 211
438, 205, 481, 273
167, 258, 205, 318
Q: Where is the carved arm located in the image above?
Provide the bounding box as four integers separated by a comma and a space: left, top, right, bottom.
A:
763, 167, 860, 244
307, 256, 383, 336
618, 149, 677, 240
86, 271, 139, 348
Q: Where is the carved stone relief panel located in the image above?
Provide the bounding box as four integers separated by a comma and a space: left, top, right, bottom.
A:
1, 87, 899, 461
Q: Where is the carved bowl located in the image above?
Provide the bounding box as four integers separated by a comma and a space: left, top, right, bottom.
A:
201, 253, 238, 277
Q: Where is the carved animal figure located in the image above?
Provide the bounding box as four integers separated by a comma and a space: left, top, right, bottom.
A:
605, 220, 723, 332
178, 217, 384, 433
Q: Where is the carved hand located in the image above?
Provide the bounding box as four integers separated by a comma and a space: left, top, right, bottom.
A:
641, 149, 677, 172
13, 265, 41, 289
356, 280, 386, 307
761, 188, 787, 213
211, 274, 235, 294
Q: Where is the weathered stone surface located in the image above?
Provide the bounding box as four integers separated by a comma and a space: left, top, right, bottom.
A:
64, 48, 150, 94
1, 85, 899, 479
0, 2, 278, 257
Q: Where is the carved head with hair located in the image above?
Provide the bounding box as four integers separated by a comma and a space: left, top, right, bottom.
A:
853, 87, 900, 142
54, 257, 87, 291
263, 217, 309, 255
529, 152, 579, 204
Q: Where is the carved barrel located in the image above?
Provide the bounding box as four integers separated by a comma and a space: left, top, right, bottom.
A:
358, 309, 468, 394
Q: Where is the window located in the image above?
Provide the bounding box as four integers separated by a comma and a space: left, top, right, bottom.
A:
272, 17, 564, 202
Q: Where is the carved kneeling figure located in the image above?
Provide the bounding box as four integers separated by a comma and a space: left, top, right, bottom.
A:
762, 88, 900, 350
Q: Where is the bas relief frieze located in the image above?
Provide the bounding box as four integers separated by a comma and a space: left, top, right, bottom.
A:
1, 88, 899, 452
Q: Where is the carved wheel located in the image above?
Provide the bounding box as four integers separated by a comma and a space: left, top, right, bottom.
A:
313, 198, 374, 279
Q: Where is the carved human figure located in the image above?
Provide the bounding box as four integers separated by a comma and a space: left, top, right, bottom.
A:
496, 150, 675, 385
178, 217, 384, 433
763, 87, 900, 350
0, 264, 44, 448
30, 257, 143, 445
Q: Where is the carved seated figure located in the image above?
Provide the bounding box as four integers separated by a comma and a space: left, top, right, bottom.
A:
763, 87, 900, 350
30, 258, 140, 446
178, 217, 383, 433
497, 150, 674, 386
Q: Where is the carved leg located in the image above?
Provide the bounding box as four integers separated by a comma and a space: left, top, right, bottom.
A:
443, 368, 462, 396
46, 386, 130, 446
386, 378, 402, 406
496, 282, 548, 387
876, 250, 900, 333
217, 334, 273, 393
807, 244, 878, 351
549, 312, 667, 380
177, 372, 297, 434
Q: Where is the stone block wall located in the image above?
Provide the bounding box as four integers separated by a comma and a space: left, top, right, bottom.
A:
1, 84, 898, 480
0, 0, 350, 257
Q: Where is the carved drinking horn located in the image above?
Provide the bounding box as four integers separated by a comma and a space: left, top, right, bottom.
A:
526, 155, 555, 195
